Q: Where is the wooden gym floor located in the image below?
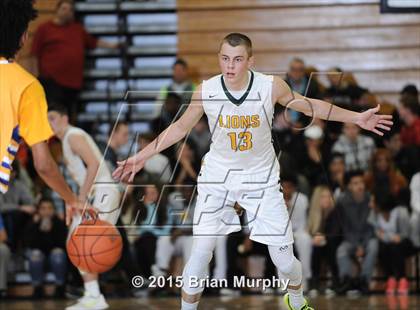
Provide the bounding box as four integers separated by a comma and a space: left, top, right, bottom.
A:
0, 295, 419, 310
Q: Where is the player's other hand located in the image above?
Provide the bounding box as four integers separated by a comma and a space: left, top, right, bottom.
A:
113, 154, 146, 183
65, 200, 98, 226
356, 104, 393, 136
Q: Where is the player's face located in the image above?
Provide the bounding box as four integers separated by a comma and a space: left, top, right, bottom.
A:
218, 43, 253, 84
48, 111, 67, 136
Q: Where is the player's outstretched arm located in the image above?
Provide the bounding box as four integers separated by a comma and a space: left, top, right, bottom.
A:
32, 141, 81, 225
113, 84, 204, 183
272, 76, 393, 136
67, 134, 100, 202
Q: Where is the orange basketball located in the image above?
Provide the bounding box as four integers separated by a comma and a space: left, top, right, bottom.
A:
67, 219, 122, 274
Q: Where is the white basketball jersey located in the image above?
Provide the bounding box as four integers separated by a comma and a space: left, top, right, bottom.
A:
62, 126, 113, 187
201, 71, 279, 174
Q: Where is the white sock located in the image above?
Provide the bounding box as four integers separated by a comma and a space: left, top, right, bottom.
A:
181, 299, 198, 310
288, 287, 305, 310
84, 280, 101, 297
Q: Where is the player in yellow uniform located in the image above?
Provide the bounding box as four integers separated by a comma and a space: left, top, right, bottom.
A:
0, 0, 82, 224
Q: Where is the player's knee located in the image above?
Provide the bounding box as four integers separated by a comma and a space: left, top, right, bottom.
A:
182, 249, 213, 295
277, 255, 298, 276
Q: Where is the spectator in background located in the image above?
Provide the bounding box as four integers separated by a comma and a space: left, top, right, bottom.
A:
400, 84, 420, 104
370, 194, 413, 295
137, 133, 172, 184
153, 92, 183, 134
409, 171, 420, 248
336, 171, 377, 295
133, 184, 167, 278
285, 58, 322, 124
156, 59, 196, 113
307, 186, 341, 296
391, 84, 419, 133
99, 121, 130, 170
30, 0, 119, 121
383, 131, 420, 180
151, 185, 195, 280
285, 58, 321, 99
327, 153, 346, 199
325, 68, 366, 110
332, 123, 376, 171
305, 66, 326, 95
281, 174, 312, 290
364, 148, 407, 200
398, 96, 420, 146
25, 198, 67, 298
0, 214, 11, 299
173, 140, 200, 186
0, 161, 36, 251
298, 125, 327, 190
189, 116, 211, 159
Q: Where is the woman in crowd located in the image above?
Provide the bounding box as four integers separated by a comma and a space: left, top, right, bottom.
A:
365, 148, 408, 200
307, 185, 341, 295
370, 193, 414, 295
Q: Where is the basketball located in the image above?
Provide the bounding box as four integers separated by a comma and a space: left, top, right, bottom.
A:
66, 219, 123, 274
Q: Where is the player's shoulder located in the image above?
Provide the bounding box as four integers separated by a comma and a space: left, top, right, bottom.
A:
253, 70, 274, 82
8, 62, 37, 83
66, 126, 88, 140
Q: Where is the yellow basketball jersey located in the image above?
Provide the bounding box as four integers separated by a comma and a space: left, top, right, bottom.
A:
0, 58, 53, 193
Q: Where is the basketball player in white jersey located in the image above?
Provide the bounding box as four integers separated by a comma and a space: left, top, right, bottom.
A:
48, 105, 121, 310
113, 33, 393, 310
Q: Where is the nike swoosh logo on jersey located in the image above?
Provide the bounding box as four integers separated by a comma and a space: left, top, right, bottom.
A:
209, 94, 217, 98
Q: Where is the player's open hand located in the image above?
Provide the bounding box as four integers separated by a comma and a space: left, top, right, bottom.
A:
355, 104, 393, 136
112, 154, 145, 183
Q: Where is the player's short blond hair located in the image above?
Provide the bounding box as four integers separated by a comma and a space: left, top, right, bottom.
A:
220, 33, 253, 57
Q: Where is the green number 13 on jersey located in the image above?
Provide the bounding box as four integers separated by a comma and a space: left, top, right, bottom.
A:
227, 132, 253, 151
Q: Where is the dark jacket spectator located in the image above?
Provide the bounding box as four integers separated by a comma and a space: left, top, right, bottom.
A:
25, 198, 67, 298
335, 171, 378, 295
